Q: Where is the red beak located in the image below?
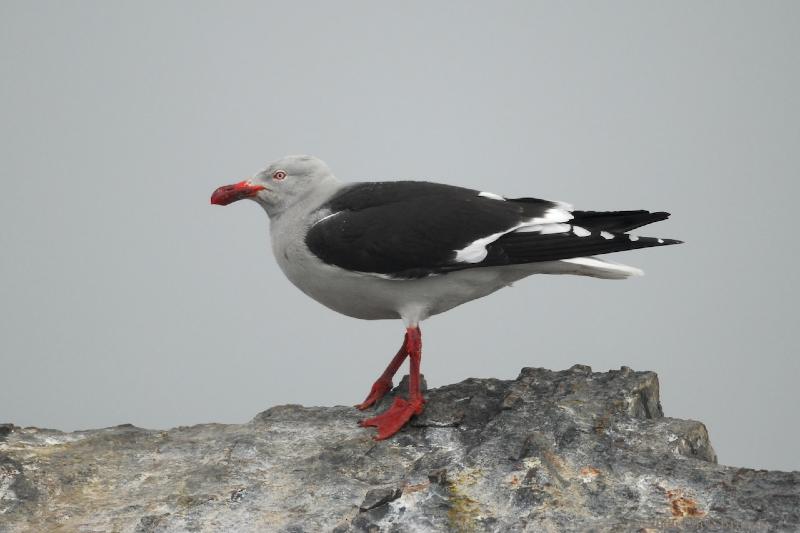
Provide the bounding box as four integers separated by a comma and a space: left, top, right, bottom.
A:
210, 181, 266, 206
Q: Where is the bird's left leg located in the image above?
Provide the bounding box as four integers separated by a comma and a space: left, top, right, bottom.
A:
359, 326, 425, 440
355, 330, 410, 410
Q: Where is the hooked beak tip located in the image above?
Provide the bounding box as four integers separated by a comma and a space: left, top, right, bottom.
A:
210, 181, 266, 206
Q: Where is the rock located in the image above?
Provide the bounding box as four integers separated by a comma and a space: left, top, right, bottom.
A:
1, 365, 798, 532
358, 488, 402, 512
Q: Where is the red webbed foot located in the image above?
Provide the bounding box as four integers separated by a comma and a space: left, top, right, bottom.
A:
355, 378, 393, 411
359, 396, 425, 440
357, 325, 424, 440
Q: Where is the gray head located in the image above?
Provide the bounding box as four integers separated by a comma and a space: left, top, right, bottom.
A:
211, 155, 338, 217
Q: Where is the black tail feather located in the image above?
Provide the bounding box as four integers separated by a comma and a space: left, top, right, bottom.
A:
570, 210, 670, 233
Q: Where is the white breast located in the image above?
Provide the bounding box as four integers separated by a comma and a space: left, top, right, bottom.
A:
268, 212, 533, 324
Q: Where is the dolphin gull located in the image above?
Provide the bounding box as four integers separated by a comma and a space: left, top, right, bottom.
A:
211, 155, 681, 440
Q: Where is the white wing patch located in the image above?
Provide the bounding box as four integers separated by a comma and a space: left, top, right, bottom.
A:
454, 205, 574, 264
600, 231, 614, 240
454, 230, 512, 263
478, 191, 505, 201
572, 225, 591, 237
527, 207, 573, 226
515, 223, 571, 234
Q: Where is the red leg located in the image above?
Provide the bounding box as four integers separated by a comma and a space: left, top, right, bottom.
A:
359, 326, 425, 440
355, 331, 410, 410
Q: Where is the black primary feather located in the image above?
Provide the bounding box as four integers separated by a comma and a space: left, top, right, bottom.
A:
570, 210, 670, 233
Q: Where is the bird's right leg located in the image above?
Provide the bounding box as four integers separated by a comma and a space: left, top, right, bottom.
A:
355, 331, 410, 410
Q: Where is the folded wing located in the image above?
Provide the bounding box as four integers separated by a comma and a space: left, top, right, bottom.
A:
305, 181, 678, 279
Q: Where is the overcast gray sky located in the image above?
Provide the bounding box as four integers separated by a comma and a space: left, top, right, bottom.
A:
1, 1, 798, 471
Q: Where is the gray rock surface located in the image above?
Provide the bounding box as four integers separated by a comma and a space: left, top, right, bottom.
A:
1, 365, 798, 532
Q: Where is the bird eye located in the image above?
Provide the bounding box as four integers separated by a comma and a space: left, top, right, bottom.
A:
273, 170, 287, 180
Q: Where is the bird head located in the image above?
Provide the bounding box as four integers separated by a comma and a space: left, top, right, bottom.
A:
211, 155, 335, 217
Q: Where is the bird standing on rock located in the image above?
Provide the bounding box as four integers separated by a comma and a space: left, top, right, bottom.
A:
211, 155, 680, 440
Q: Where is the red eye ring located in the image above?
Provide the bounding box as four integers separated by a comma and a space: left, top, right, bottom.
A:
273, 170, 287, 180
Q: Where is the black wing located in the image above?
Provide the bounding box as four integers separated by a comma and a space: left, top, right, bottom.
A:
305, 182, 564, 278
305, 181, 679, 279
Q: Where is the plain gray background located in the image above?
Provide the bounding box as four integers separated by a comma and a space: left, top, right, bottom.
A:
1, 1, 798, 471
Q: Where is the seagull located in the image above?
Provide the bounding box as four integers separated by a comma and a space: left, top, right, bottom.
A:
211, 155, 681, 440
